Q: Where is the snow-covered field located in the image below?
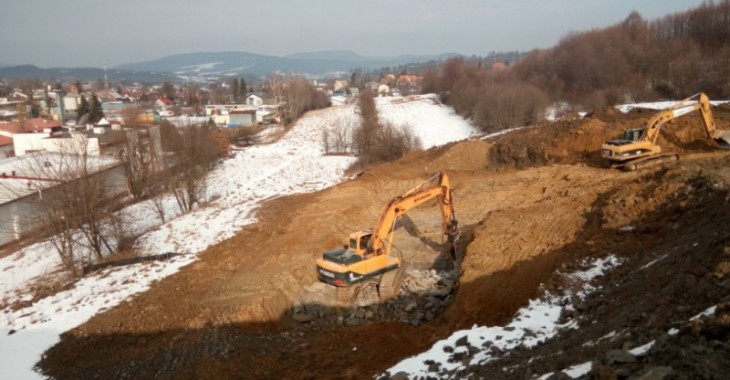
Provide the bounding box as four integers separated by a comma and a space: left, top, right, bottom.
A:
0, 94, 476, 379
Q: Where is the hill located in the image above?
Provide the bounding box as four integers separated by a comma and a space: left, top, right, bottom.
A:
0, 64, 178, 82
0, 50, 518, 82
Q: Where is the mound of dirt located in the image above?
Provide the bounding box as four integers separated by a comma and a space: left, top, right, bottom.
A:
488, 105, 730, 170
428, 139, 492, 171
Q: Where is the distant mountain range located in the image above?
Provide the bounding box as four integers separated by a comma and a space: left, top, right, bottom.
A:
0, 64, 179, 83
0, 50, 458, 83
115, 50, 458, 79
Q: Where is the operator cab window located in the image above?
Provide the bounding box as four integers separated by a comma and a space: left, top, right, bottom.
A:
360, 234, 371, 249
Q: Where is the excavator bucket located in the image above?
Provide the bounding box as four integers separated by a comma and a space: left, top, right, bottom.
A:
714, 130, 730, 149
378, 262, 405, 301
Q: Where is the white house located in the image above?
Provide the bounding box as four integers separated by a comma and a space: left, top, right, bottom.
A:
204, 104, 256, 126
14, 132, 102, 156
62, 93, 82, 112
378, 84, 390, 96
229, 109, 256, 127
246, 94, 263, 107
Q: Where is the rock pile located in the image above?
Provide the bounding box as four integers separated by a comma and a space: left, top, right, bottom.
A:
292, 267, 460, 326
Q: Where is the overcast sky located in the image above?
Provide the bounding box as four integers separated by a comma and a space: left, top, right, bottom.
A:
0, 0, 708, 68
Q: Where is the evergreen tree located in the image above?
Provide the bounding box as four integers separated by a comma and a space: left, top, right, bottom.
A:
88, 95, 104, 123
231, 78, 239, 103
239, 77, 247, 101
161, 81, 176, 101
76, 95, 89, 123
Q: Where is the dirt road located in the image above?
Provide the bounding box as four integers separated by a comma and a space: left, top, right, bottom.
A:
39, 107, 730, 379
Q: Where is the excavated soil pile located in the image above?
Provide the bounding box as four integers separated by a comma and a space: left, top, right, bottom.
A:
37, 108, 730, 379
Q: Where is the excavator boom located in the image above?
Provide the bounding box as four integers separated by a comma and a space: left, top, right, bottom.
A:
369, 172, 457, 258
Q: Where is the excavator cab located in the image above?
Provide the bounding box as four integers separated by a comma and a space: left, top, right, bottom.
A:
623, 128, 644, 142
348, 230, 372, 256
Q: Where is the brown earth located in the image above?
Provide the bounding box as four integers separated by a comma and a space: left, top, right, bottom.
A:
37, 107, 730, 379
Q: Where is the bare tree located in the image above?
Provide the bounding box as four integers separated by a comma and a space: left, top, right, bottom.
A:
268, 74, 330, 125
118, 107, 163, 201
165, 123, 217, 213
266, 73, 286, 106
14, 136, 126, 276
321, 117, 355, 154
353, 89, 380, 154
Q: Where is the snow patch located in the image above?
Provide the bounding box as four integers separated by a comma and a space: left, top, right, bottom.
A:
384, 255, 623, 378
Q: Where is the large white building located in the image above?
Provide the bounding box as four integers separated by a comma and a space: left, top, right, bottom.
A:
0, 151, 126, 247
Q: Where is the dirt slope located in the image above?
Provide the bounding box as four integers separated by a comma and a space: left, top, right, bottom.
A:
38, 107, 730, 379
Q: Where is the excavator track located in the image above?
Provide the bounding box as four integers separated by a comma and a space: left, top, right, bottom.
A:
621, 153, 679, 172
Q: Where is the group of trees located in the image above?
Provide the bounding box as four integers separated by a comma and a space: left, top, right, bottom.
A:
10, 114, 224, 276
230, 77, 248, 103
267, 74, 331, 125
75, 94, 104, 124
352, 89, 421, 166
423, 1, 730, 132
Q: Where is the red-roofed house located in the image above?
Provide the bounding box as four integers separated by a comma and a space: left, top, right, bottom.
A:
397, 75, 420, 86
20, 118, 63, 133
154, 96, 174, 110
491, 62, 507, 71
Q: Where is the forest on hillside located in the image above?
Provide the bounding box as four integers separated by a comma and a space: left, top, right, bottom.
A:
423, 0, 730, 132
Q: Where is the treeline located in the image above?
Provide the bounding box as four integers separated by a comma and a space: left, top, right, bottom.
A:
424, 1, 730, 132
267, 74, 331, 125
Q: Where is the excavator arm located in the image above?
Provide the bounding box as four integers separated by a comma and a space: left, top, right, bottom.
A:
368, 171, 457, 258
641, 95, 701, 145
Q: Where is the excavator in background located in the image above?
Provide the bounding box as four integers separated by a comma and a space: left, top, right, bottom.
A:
316, 171, 459, 302
601, 92, 730, 171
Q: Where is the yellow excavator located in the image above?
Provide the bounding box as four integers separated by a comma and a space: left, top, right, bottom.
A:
601, 92, 730, 171
316, 171, 459, 301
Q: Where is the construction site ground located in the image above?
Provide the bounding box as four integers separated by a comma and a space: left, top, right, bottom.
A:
38, 106, 730, 379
